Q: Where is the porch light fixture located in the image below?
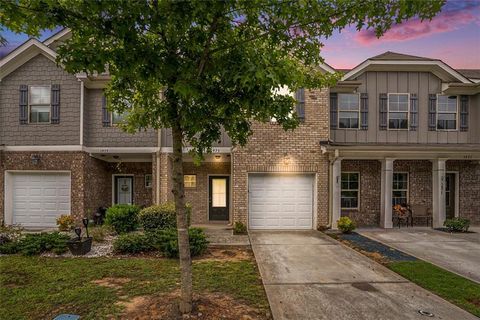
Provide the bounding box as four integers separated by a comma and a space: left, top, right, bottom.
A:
30, 154, 40, 165
214, 154, 221, 160
282, 156, 291, 166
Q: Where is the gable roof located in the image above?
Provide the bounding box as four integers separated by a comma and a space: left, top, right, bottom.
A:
342, 51, 471, 84
43, 28, 71, 47
458, 69, 480, 80
0, 38, 58, 80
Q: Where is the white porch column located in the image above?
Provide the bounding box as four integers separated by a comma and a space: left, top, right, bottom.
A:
432, 159, 447, 228
381, 158, 394, 228
331, 158, 342, 229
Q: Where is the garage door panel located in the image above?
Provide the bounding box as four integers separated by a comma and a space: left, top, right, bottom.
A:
249, 174, 314, 230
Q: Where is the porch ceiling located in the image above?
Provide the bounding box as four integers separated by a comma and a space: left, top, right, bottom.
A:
89, 153, 152, 162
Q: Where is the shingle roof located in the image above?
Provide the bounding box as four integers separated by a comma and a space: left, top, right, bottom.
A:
457, 69, 480, 79
369, 51, 437, 61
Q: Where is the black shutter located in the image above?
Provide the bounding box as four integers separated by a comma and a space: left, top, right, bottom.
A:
330, 92, 338, 129
379, 93, 388, 130
51, 84, 60, 124
410, 93, 418, 131
102, 94, 111, 127
19, 85, 28, 124
428, 94, 437, 131
460, 95, 469, 132
295, 88, 305, 122
360, 93, 368, 130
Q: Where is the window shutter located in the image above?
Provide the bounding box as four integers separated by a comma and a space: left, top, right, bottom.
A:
428, 94, 437, 131
102, 94, 111, 127
410, 93, 418, 131
460, 95, 469, 132
360, 93, 368, 130
330, 92, 338, 129
19, 85, 28, 124
295, 88, 305, 122
379, 93, 388, 130
51, 84, 60, 124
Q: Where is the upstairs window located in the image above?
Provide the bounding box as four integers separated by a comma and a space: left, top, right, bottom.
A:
29, 86, 51, 123
295, 88, 305, 122
437, 95, 457, 130
341, 172, 359, 209
392, 173, 408, 205
388, 93, 409, 129
338, 93, 360, 129
112, 111, 127, 125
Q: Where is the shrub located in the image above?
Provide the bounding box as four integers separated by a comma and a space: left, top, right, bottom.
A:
0, 225, 24, 245
233, 222, 247, 235
113, 232, 154, 254
337, 216, 356, 234
444, 217, 470, 232
0, 241, 20, 254
104, 204, 140, 234
138, 202, 191, 231
56, 214, 75, 231
150, 228, 208, 258
19, 232, 70, 256
89, 225, 114, 243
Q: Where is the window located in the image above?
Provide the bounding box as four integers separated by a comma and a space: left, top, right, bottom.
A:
338, 94, 360, 128
145, 174, 152, 188
184, 175, 197, 188
341, 172, 359, 209
29, 86, 51, 123
295, 88, 305, 122
392, 173, 408, 205
112, 111, 128, 125
388, 94, 409, 129
437, 95, 457, 130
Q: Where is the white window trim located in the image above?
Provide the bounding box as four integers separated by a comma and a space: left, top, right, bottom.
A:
341, 171, 360, 210
337, 93, 361, 130
392, 172, 409, 205
436, 94, 459, 132
28, 85, 52, 124
387, 93, 410, 131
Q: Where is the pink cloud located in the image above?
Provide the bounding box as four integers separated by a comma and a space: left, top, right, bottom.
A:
355, 8, 479, 45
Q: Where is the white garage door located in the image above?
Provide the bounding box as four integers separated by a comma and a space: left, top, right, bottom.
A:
249, 174, 314, 229
11, 172, 71, 228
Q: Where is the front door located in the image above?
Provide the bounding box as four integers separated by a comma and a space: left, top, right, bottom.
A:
445, 173, 456, 219
114, 176, 134, 204
209, 176, 229, 221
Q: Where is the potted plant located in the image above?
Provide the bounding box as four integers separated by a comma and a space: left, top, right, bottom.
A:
67, 218, 92, 255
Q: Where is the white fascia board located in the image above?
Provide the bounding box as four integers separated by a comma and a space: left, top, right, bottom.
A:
85, 147, 160, 154
342, 60, 471, 84
43, 28, 71, 46
1, 145, 83, 152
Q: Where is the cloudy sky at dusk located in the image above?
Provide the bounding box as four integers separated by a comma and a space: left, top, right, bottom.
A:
1, 0, 479, 69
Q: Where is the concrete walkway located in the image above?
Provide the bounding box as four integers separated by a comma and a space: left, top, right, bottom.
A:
250, 231, 477, 320
359, 228, 480, 283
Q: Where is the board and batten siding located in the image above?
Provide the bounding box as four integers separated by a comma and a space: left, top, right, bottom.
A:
331, 71, 479, 144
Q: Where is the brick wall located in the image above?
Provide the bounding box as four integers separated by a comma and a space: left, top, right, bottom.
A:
108, 161, 153, 208
232, 88, 330, 229
394, 160, 433, 208
447, 160, 480, 224
0, 55, 81, 146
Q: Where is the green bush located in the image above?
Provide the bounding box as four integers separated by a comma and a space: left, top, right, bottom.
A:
138, 202, 191, 231
150, 228, 208, 258
444, 217, 470, 232
0, 241, 20, 254
89, 225, 114, 243
0, 225, 24, 245
337, 216, 356, 234
18, 232, 70, 256
105, 204, 140, 234
113, 232, 154, 254
233, 222, 247, 235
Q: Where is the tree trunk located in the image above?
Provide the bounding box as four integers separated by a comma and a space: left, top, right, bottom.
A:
171, 122, 192, 314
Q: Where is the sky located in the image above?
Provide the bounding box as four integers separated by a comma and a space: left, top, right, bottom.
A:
1, 0, 479, 70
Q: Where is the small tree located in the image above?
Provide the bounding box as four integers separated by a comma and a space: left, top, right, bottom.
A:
1, 0, 444, 313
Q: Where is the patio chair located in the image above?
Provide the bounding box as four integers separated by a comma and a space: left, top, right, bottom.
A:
392, 204, 411, 228
409, 204, 433, 227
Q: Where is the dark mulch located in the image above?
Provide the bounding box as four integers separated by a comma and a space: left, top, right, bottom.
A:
434, 228, 476, 234
337, 232, 417, 262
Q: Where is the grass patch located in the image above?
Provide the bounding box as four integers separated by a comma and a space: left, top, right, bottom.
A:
0, 255, 268, 320
389, 260, 480, 317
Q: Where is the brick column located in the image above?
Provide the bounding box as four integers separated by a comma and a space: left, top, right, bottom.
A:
432, 159, 447, 228
381, 158, 394, 228
331, 158, 342, 229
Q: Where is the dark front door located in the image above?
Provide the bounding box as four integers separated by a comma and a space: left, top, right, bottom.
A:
209, 176, 229, 221
445, 173, 456, 219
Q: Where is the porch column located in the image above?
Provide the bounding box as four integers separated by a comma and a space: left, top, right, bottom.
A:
155, 151, 161, 204
331, 158, 342, 229
381, 158, 394, 228
432, 159, 447, 228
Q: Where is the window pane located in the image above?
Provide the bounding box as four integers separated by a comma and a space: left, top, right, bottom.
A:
389, 118, 408, 129
438, 96, 457, 112
30, 106, 50, 123
112, 111, 127, 124
30, 86, 50, 105
338, 94, 359, 111
212, 178, 227, 207
184, 175, 196, 188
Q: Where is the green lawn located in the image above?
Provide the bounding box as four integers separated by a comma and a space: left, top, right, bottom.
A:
0, 256, 269, 320
389, 260, 480, 317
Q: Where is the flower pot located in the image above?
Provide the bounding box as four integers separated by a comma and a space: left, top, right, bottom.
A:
67, 237, 92, 255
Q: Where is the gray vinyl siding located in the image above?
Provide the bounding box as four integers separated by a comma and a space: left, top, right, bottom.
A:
161, 128, 232, 147
0, 54, 80, 145
331, 71, 478, 144
84, 89, 157, 147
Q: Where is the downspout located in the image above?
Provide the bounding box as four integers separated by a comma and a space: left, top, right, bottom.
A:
79, 80, 84, 147
156, 129, 162, 204
327, 148, 340, 228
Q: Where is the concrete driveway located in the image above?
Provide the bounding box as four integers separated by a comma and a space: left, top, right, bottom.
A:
250, 231, 477, 320
359, 227, 480, 283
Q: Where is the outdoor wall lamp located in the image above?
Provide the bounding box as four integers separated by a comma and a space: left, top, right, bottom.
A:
30, 154, 40, 165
